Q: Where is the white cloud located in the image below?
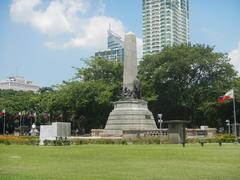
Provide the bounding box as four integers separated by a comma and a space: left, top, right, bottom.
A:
10, 0, 143, 58
229, 42, 240, 73
10, 0, 40, 23
10, 0, 88, 36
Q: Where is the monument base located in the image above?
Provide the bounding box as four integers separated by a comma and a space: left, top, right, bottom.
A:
163, 120, 190, 144
104, 99, 157, 136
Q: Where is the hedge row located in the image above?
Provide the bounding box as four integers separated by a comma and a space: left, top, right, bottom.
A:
0, 135, 39, 145
43, 140, 71, 146
187, 134, 236, 143
0, 134, 238, 146
70, 137, 163, 145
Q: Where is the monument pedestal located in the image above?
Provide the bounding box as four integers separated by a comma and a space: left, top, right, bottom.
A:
163, 120, 190, 144
104, 100, 157, 136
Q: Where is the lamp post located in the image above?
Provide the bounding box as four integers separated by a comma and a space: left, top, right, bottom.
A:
158, 114, 163, 135
226, 120, 230, 134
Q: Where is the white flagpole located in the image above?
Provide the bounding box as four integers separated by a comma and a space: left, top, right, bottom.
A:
3, 109, 6, 135
19, 112, 22, 135
233, 90, 237, 142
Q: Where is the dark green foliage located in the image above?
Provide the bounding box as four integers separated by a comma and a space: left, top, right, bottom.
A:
0, 136, 40, 145
43, 139, 71, 146
70, 138, 126, 145
187, 134, 236, 143
125, 137, 162, 144
0, 45, 239, 133
74, 57, 123, 84
139, 44, 237, 127
70, 137, 162, 145
0, 57, 123, 134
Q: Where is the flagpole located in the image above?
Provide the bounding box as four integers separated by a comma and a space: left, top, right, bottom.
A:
3, 112, 5, 135
19, 113, 22, 136
233, 90, 237, 142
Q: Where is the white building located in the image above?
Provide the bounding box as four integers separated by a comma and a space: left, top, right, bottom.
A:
143, 0, 189, 55
0, 76, 40, 92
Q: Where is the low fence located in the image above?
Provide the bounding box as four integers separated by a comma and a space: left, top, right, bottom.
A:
91, 128, 217, 138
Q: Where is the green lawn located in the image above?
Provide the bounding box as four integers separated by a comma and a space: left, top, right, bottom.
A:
0, 144, 239, 180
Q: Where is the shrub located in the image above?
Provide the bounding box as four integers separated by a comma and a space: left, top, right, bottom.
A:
43, 139, 71, 146
70, 138, 128, 145
186, 134, 236, 144
125, 137, 162, 144
70, 137, 164, 145
0, 135, 39, 145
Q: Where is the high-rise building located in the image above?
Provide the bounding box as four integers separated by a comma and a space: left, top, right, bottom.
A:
95, 27, 124, 62
107, 27, 124, 50
143, 0, 189, 55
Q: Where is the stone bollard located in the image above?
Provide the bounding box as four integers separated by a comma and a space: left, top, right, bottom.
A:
218, 141, 222, 146
182, 142, 186, 147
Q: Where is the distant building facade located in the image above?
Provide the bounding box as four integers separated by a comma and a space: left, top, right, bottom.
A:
107, 28, 124, 50
95, 49, 124, 62
143, 0, 189, 55
95, 27, 124, 62
0, 76, 40, 92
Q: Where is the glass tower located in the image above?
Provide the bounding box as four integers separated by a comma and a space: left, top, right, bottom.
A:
107, 28, 124, 50
95, 27, 124, 62
143, 0, 189, 55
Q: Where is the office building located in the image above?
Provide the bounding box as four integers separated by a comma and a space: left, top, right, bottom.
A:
95, 27, 124, 62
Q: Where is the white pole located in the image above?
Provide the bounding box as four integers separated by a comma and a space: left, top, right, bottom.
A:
233, 90, 237, 142
19, 114, 21, 135
3, 113, 5, 135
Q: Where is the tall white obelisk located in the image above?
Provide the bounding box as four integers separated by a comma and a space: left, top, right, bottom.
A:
123, 32, 138, 91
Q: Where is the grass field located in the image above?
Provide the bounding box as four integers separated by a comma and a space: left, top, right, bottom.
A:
0, 144, 239, 180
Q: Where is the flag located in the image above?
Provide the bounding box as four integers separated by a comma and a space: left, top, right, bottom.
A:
217, 96, 225, 103
218, 89, 234, 103
0, 109, 5, 116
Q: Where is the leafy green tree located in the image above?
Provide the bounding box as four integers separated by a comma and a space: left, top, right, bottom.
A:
74, 57, 123, 84
139, 44, 237, 127
44, 57, 123, 133
0, 90, 41, 133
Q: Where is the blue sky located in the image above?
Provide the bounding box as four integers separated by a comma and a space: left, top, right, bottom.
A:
0, 0, 240, 87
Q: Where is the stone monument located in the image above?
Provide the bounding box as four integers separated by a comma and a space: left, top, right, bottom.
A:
40, 122, 71, 145
163, 120, 190, 144
104, 32, 157, 136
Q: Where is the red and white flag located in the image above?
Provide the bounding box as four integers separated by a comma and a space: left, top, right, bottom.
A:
218, 89, 234, 103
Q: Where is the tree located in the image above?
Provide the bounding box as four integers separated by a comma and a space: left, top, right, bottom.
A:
46, 57, 124, 133
0, 90, 41, 133
74, 57, 123, 84
138, 44, 237, 127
